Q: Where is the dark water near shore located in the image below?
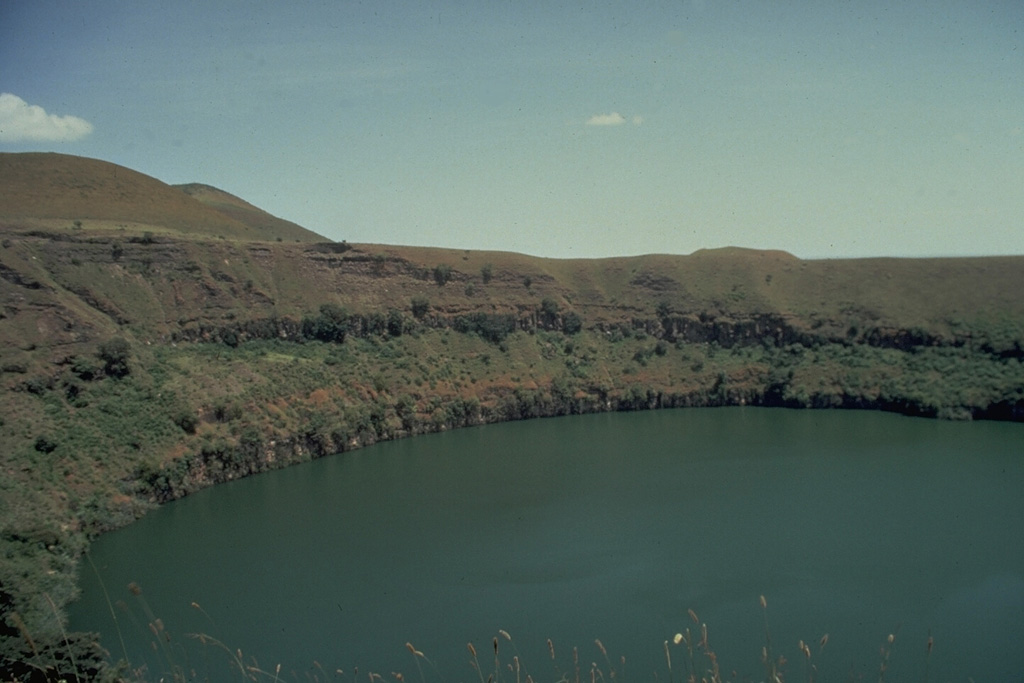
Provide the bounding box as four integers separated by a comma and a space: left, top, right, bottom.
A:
72, 408, 1024, 681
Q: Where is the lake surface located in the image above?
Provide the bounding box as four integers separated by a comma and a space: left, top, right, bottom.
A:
71, 408, 1024, 681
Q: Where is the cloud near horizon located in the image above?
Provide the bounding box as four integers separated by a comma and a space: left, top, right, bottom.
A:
0, 93, 94, 142
585, 112, 642, 127
586, 112, 626, 126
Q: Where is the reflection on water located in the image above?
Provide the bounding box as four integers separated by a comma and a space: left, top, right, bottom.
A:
71, 408, 1024, 680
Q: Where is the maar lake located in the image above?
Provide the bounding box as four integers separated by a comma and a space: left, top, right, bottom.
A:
71, 408, 1024, 680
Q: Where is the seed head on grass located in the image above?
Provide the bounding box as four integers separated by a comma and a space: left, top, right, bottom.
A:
191, 600, 216, 627
468, 642, 485, 683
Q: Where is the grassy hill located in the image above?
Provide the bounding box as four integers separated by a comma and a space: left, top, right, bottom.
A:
1, 153, 1022, 681
175, 182, 324, 243
0, 152, 324, 242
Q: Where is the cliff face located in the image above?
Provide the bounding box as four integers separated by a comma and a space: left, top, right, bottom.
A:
4, 229, 1022, 356
1, 153, 1023, 678
4, 225, 1022, 514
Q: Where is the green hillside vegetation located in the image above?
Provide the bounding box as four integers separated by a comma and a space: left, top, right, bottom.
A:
1, 153, 1022, 681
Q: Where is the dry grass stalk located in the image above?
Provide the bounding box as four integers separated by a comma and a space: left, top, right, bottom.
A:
468, 642, 485, 683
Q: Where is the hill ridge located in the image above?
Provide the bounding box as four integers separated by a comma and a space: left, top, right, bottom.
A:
0, 152, 325, 242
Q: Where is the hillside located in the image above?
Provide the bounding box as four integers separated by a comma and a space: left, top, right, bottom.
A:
1, 153, 1023, 681
175, 182, 324, 243
0, 152, 325, 242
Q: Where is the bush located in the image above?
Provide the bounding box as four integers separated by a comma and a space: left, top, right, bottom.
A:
174, 411, 198, 434
301, 303, 350, 343
453, 313, 518, 344
433, 264, 453, 286
481, 263, 494, 284
540, 297, 560, 322
98, 338, 131, 377
34, 435, 58, 453
387, 309, 405, 337
21, 377, 49, 395
411, 297, 430, 319
71, 356, 100, 380
563, 312, 583, 334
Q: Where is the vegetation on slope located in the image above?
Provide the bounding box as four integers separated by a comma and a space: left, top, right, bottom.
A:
1, 153, 1022, 681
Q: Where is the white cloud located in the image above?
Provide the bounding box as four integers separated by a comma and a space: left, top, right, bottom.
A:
584, 112, 643, 127
0, 93, 94, 142
586, 112, 626, 126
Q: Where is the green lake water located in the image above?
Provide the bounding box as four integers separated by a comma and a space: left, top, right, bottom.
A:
70, 408, 1024, 681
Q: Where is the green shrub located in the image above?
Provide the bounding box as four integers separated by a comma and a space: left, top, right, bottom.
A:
34, 435, 58, 453
563, 311, 583, 335
433, 264, 452, 286
174, 411, 198, 434
98, 338, 131, 378
71, 357, 100, 380
411, 296, 430, 319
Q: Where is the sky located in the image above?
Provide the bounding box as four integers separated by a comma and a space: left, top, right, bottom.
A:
2, 1, 1022, 259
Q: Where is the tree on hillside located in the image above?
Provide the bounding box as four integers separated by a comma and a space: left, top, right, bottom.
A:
434, 264, 452, 286
481, 263, 494, 284
539, 297, 560, 326
302, 303, 350, 343
386, 309, 405, 337
411, 296, 430, 319
563, 311, 583, 334
97, 337, 131, 378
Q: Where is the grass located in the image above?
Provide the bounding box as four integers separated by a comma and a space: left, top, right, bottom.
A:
48, 585, 942, 683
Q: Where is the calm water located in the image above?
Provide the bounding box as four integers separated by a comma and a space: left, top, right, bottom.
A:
71, 408, 1024, 681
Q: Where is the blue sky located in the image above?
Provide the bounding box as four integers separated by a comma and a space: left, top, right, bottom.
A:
2, 1, 1022, 259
